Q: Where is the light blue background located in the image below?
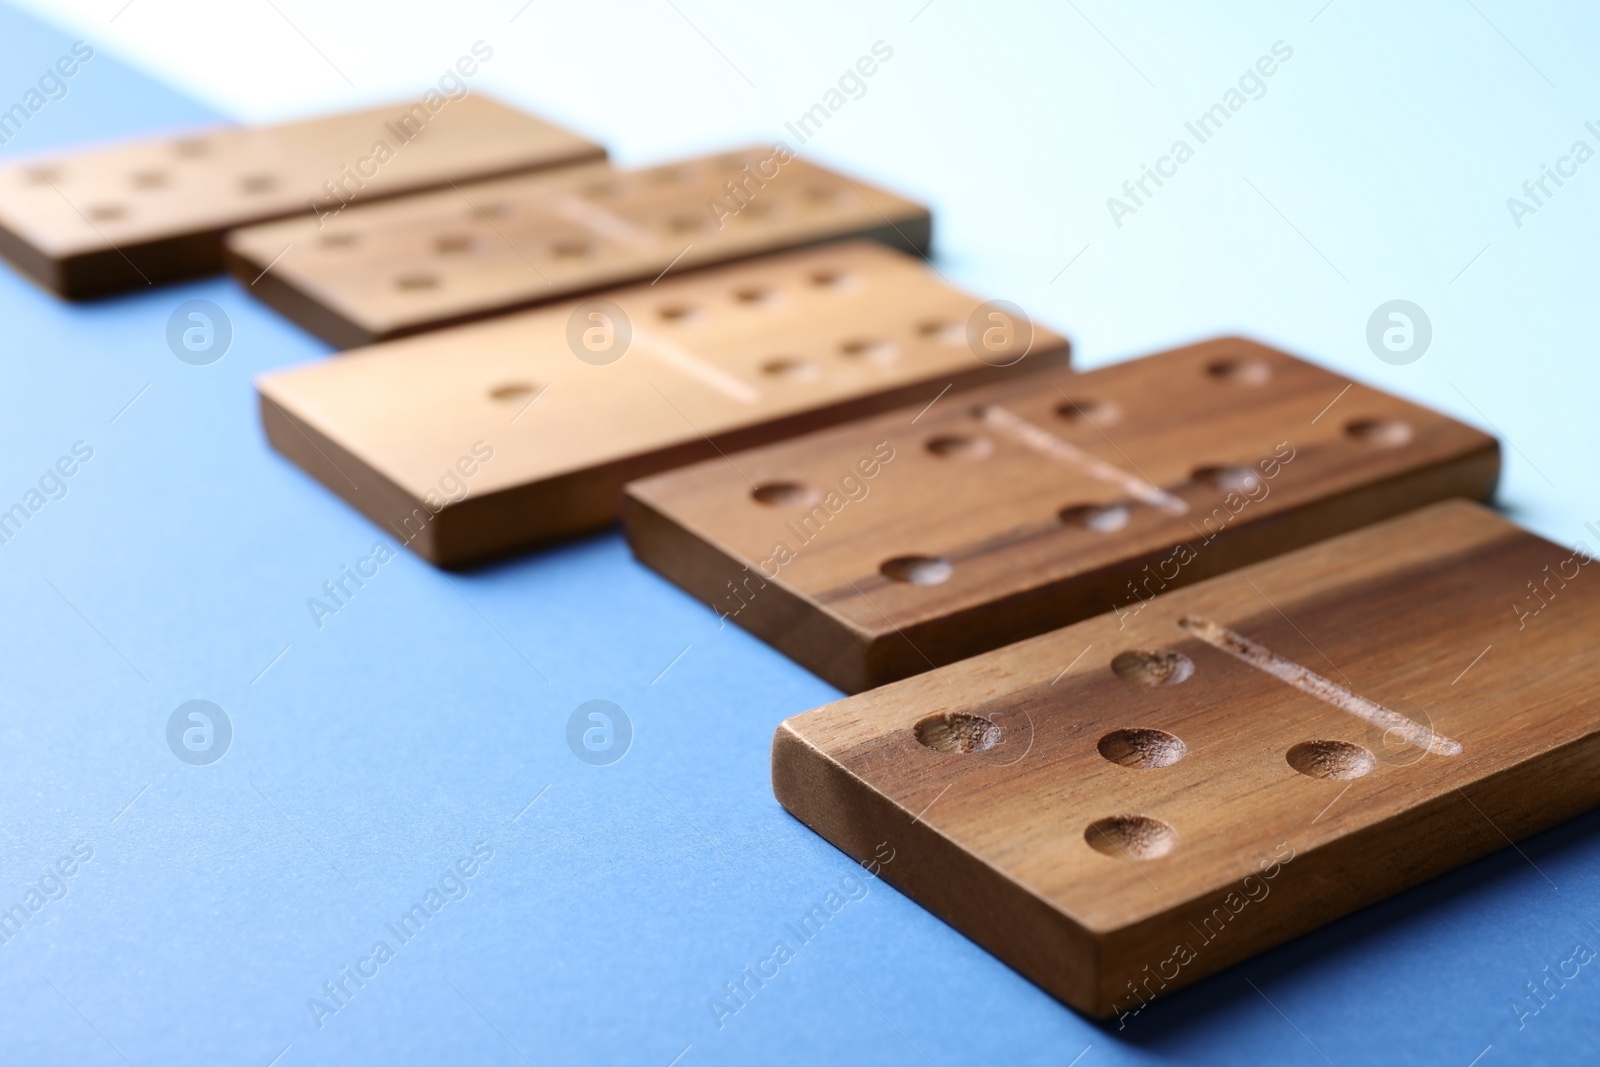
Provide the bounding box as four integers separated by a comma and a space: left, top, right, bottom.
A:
1, 1, 1598, 1063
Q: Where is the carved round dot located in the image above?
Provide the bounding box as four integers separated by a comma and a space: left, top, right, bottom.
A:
320, 232, 358, 248
667, 214, 709, 234
1287, 740, 1376, 780
551, 238, 592, 259
434, 233, 475, 255
1193, 464, 1262, 493
657, 304, 700, 323
1054, 398, 1120, 425
914, 713, 1001, 754
1060, 503, 1130, 533
925, 434, 993, 460
488, 381, 539, 401
1345, 417, 1413, 447
916, 319, 966, 346
802, 183, 848, 204
1098, 728, 1187, 769
1110, 649, 1195, 687
759, 356, 818, 381
87, 204, 126, 222
733, 286, 778, 306
809, 269, 853, 289
1206, 358, 1271, 385
131, 169, 168, 190
1085, 815, 1178, 860
395, 272, 439, 291
839, 338, 898, 365
880, 555, 953, 586
239, 173, 278, 195
751, 482, 821, 508
648, 166, 691, 185
741, 200, 785, 221
172, 138, 211, 158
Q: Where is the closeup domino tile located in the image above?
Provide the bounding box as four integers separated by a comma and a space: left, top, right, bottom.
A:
0, 95, 603, 298
773, 500, 1600, 1018
625, 338, 1500, 692
225, 145, 931, 347
256, 241, 1063, 566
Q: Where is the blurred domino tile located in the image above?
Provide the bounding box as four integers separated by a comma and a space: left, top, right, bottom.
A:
256, 242, 1063, 566
0, 94, 604, 297
226, 145, 931, 346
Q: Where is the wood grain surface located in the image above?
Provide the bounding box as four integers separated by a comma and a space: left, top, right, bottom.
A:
225, 145, 931, 347
0, 95, 603, 298
624, 338, 1501, 692
256, 241, 1064, 566
773, 500, 1600, 1017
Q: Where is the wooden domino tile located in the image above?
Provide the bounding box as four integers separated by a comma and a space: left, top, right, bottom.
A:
0, 96, 603, 299
773, 500, 1600, 1017
255, 241, 1064, 567
225, 146, 931, 347
625, 338, 1500, 693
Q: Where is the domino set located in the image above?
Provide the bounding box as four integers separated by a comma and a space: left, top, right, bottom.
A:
8, 97, 1595, 1021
